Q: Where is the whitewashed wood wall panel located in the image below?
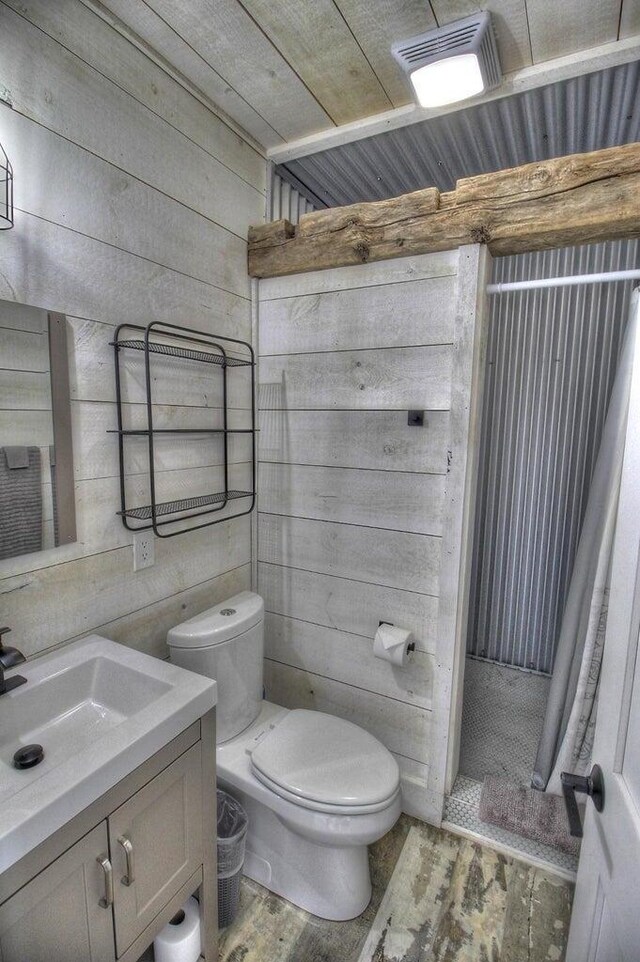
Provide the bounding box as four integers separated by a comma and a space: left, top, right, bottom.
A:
258, 463, 445, 535
257, 250, 475, 822
1, 2, 263, 240
258, 409, 451, 473
259, 514, 441, 594
258, 275, 456, 354
0, 0, 265, 661
257, 564, 439, 654
265, 613, 434, 710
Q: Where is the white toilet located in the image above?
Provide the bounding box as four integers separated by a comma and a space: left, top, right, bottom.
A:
167, 590, 401, 921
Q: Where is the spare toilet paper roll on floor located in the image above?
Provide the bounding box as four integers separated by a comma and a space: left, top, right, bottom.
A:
153, 895, 201, 962
373, 624, 413, 667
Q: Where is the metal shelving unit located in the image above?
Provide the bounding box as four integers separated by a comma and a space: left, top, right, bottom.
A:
111, 320, 256, 538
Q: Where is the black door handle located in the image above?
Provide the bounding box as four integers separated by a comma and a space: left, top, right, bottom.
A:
560, 764, 605, 838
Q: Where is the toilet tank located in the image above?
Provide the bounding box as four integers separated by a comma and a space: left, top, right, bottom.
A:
167, 591, 264, 744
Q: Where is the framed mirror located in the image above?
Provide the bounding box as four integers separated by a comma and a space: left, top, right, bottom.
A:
0, 300, 76, 561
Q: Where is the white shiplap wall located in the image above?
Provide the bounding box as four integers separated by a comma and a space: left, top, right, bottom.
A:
0, 0, 265, 661
256, 248, 489, 820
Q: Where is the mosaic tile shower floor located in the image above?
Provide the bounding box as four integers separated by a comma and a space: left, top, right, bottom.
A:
459, 658, 551, 787
446, 658, 577, 876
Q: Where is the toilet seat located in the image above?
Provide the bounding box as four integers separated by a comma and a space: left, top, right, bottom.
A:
249, 709, 400, 815
251, 766, 400, 815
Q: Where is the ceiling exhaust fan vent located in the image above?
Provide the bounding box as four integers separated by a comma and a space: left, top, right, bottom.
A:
392, 11, 502, 102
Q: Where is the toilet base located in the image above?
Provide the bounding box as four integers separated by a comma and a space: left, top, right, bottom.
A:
220, 779, 372, 921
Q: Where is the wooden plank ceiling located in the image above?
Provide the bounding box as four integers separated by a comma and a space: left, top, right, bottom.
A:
98, 0, 635, 149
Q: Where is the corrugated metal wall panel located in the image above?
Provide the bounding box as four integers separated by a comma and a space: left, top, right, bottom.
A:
468, 239, 640, 673
278, 61, 640, 207
270, 64, 640, 674
270, 170, 317, 223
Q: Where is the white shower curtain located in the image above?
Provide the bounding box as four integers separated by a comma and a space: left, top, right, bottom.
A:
532, 287, 640, 794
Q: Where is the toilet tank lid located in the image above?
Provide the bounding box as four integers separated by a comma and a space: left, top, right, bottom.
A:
167, 591, 264, 648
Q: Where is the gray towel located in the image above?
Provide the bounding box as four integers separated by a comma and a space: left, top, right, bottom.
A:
4, 446, 30, 469
0, 446, 43, 560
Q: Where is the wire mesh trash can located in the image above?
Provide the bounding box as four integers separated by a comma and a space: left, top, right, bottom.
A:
217, 789, 248, 928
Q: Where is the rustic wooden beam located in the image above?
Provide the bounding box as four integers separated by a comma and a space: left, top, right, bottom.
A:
248, 143, 640, 278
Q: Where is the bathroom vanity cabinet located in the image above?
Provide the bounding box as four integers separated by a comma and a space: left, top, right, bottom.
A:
0, 711, 217, 962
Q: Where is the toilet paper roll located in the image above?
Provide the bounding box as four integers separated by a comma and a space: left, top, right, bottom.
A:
373, 624, 413, 668
153, 896, 201, 962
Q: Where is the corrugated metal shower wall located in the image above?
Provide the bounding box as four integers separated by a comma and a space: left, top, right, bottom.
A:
468, 239, 639, 674
269, 169, 317, 224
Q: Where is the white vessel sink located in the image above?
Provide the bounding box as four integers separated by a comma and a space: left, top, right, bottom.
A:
0, 635, 216, 874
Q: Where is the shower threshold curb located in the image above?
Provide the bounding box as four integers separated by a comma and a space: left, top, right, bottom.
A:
443, 775, 578, 882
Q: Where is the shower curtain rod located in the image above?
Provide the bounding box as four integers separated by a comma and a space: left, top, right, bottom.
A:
487, 268, 640, 295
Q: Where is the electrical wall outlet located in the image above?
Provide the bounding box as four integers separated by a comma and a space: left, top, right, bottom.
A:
133, 530, 155, 571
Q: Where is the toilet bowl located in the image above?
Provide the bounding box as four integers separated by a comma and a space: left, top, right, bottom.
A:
167, 591, 401, 921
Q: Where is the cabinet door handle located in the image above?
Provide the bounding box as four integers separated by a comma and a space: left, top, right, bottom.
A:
96, 855, 114, 908
117, 835, 135, 886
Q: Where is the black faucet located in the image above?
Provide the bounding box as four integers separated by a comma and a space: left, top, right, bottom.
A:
0, 627, 27, 695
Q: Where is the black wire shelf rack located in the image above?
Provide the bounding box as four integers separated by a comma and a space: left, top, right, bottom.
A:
114, 338, 252, 366
112, 321, 256, 538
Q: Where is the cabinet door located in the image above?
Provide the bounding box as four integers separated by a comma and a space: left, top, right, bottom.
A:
0, 823, 115, 962
109, 743, 203, 955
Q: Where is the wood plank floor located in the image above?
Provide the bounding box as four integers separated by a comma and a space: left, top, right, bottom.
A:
218, 816, 573, 962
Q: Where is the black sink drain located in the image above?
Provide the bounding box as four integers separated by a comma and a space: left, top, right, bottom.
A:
13, 744, 44, 769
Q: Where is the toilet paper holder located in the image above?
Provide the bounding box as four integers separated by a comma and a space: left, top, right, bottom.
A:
378, 621, 415, 653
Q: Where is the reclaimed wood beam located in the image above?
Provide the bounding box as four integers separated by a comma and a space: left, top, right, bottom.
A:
248, 143, 640, 278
